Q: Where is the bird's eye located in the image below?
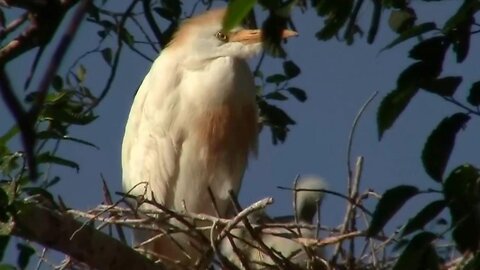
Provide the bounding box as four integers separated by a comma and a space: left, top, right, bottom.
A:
215, 31, 229, 42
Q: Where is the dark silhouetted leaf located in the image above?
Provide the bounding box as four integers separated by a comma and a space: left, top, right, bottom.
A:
0, 188, 9, 222
120, 27, 134, 46
101, 48, 112, 66
17, 243, 34, 270
314, 0, 353, 40
443, 1, 477, 32
262, 12, 288, 58
223, 0, 257, 32
0, 235, 9, 261
287, 87, 307, 102
421, 76, 462, 97
443, 164, 480, 252
464, 252, 480, 270
402, 200, 446, 237
450, 16, 472, 63
397, 61, 442, 88
258, 100, 295, 144
266, 74, 287, 84
382, 22, 437, 51
51, 75, 63, 91
393, 232, 438, 270
408, 36, 450, 62
467, 81, 480, 106
377, 86, 418, 140
37, 152, 79, 172
422, 113, 470, 182
443, 2, 476, 63
265, 92, 288, 101
367, 185, 419, 236
0, 264, 16, 270
388, 9, 416, 33
283, 61, 301, 78
154, 7, 174, 21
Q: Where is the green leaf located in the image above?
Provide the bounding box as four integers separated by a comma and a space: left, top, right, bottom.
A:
393, 232, 438, 270
388, 9, 416, 33
101, 48, 113, 66
381, 22, 437, 51
36, 131, 99, 149
402, 200, 446, 237
377, 85, 418, 140
265, 92, 288, 101
120, 27, 135, 47
422, 113, 470, 182
367, 185, 419, 237
287, 87, 307, 102
0, 264, 16, 270
467, 81, 480, 106
37, 152, 79, 172
420, 76, 462, 97
223, 0, 257, 32
77, 65, 87, 82
443, 164, 480, 252
0, 235, 9, 261
42, 107, 98, 126
266, 74, 287, 84
17, 243, 34, 270
0, 125, 19, 146
283, 61, 301, 79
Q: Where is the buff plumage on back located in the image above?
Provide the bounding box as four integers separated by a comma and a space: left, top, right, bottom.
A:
121, 7, 258, 268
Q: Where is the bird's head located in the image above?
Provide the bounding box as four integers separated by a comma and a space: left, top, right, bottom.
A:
295, 176, 328, 224
167, 8, 297, 61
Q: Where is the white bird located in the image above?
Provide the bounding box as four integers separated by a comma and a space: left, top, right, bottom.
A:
221, 176, 328, 269
121, 8, 297, 268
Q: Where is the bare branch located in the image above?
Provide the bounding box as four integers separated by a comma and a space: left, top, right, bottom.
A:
7, 203, 163, 270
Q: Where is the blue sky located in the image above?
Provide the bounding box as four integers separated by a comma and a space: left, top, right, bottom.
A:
2, 1, 479, 266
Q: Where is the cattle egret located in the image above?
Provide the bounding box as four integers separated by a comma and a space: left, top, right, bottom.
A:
121, 8, 297, 268
221, 176, 328, 269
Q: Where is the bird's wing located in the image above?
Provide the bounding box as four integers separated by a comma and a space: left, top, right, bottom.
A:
121, 51, 181, 206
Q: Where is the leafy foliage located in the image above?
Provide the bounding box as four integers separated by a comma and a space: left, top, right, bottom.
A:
0, 0, 479, 269
367, 185, 419, 236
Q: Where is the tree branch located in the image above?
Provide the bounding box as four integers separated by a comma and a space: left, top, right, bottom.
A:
7, 203, 163, 270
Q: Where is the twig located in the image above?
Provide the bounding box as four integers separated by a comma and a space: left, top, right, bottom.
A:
346, 91, 377, 182
217, 197, 273, 241
227, 190, 289, 269
141, 0, 165, 48
69, 181, 148, 240
0, 69, 36, 180
101, 174, 127, 244
277, 186, 372, 216
86, 0, 139, 112
0, 11, 28, 39
292, 174, 301, 237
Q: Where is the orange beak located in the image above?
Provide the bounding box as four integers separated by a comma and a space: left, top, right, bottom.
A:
229, 29, 298, 44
